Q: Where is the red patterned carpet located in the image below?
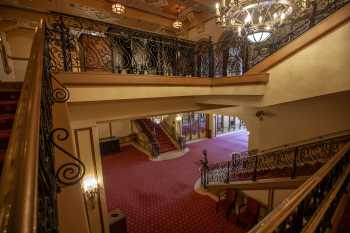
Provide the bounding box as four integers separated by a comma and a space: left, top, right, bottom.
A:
102, 132, 248, 233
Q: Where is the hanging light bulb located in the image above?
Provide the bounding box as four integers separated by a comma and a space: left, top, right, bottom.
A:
244, 13, 252, 24
237, 26, 242, 36
215, 2, 220, 16
259, 16, 263, 24
280, 12, 286, 23
112, 1, 125, 15
173, 6, 183, 30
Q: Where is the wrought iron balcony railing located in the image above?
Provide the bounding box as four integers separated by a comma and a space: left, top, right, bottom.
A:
46, 1, 349, 78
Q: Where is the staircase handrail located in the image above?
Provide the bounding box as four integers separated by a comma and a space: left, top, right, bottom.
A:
248, 142, 350, 233
135, 120, 159, 157
0, 19, 51, 233
204, 133, 350, 185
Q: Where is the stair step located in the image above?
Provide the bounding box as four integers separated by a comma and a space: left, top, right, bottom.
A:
0, 92, 20, 101
0, 114, 15, 121
0, 129, 11, 140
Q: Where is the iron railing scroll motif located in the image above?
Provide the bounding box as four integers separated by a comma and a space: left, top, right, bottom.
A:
49, 128, 86, 187
45, 1, 349, 78
38, 26, 59, 233
202, 134, 350, 186
45, 18, 86, 189
248, 143, 350, 233
51, 75, 70, 103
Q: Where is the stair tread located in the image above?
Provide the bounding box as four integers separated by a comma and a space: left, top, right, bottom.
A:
0, 129, 11, 138
0, 114, 15, 121
0, 100, 17, 105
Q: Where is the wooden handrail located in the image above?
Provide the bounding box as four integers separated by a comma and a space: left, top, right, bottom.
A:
55, 72, 269, 87
248, 142, 350, 233
0, 19, 45, 233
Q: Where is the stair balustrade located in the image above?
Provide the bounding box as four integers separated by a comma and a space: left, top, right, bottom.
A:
202, 133, 350, 187
0, 19, 58, 233
248, 141, 350, 233
134, 120, 160, 157
45, 1, 349, 78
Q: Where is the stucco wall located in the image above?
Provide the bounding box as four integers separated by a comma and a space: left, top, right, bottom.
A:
262, 22, 350, 106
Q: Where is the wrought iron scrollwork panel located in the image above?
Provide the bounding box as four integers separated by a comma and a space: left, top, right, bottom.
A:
50, 128, 86, 186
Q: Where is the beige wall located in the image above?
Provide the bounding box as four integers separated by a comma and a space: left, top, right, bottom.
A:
73, 126, 110, 233
261, 22, 350, 106
97, 119, 132, 139
258, 91, 350, 150
217, 91, 350, 150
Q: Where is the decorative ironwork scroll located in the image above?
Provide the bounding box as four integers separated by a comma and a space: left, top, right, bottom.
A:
51, 75, 70, 103
204, 134, 350, 186
45, 1, 349, 78
50, 128, 86, 186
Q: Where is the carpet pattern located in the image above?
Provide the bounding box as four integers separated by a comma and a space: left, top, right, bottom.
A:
102, 132, 248, 233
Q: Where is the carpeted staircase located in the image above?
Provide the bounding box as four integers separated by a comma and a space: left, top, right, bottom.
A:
142, 119, 177, 154
0, 82, 21, 172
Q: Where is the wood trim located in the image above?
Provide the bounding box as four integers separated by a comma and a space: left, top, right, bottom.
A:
74, 127, 106, 233
0, 19, 44, 233
249, 142, 350, 233
7, 56, 30, 61
54, 72, 269, 87
207, 176, 308, 191
246, 4, 350, 74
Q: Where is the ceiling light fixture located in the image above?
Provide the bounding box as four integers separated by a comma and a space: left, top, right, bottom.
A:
215, 0, 298, 43
112, 0, 126, 15
173, 3, 183, 30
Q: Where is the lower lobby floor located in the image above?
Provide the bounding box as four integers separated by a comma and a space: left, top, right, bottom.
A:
102, 132, 248, 233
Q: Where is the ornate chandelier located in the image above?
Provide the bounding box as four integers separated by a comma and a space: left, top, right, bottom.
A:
215, 0, 295, 43
112, 1, 126, 15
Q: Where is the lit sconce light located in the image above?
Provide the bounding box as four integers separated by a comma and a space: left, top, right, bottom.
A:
175, 114, 182, 122
82, 176, 99, 208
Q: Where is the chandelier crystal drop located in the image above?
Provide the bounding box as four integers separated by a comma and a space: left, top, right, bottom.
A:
215, 0, 296, 43
112, 1, 126, 15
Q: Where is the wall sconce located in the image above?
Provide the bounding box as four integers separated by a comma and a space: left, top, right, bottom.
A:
175, 114, 182, 122
82, 176, 99, 208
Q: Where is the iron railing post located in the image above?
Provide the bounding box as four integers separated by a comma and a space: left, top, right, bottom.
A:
253, 156, 258, 181
208, 36, 214, 78
292, 147, 299, 179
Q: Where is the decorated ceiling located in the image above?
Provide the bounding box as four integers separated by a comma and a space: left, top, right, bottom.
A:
0, 0, 216, 35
